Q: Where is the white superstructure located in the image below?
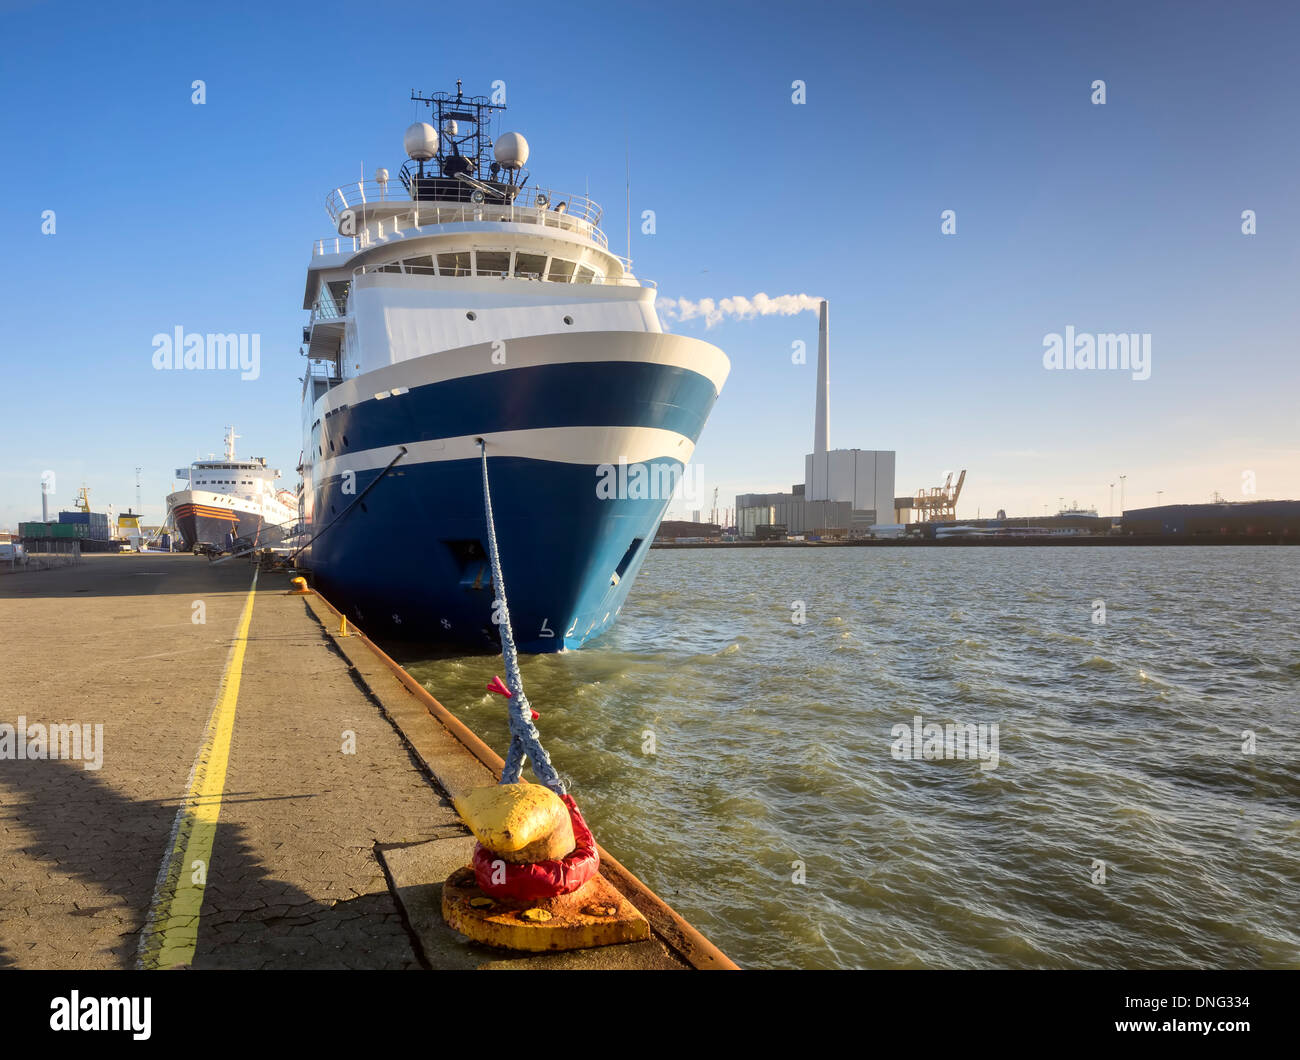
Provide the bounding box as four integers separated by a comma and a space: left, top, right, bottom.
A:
167, 427, 297, 549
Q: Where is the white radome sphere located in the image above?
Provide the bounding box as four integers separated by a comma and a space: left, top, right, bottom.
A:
403, 122, 438, 161
494, 131, 529, 170
375, 168, 389, 183
442, 119, 459, 136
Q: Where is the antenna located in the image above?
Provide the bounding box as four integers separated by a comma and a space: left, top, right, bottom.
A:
409, 84, 506, 187
625, 125, 631, 263
135, 467, 142, 515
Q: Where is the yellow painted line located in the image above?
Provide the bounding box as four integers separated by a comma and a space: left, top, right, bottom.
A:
138, 568, 259, 969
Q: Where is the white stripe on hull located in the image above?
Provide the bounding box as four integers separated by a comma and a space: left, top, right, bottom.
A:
315, 329, 730, 422
317, 424, 696, 479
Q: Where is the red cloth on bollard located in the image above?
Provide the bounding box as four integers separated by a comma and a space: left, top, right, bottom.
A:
471, 794, 600, 901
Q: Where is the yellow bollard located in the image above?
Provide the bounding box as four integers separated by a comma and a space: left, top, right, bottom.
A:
286, 577, 313, 596
339, 615, 350, 637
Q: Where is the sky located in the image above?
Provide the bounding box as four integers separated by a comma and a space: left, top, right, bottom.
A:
1, 0, 1297, 528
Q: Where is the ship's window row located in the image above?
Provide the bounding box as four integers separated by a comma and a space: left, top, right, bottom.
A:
371, 250, 604, 284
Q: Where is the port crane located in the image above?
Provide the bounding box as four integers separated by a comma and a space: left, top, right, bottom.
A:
909, 470, 966, 522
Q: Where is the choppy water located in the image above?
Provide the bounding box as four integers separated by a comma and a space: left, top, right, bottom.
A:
400, 547, 1300, 969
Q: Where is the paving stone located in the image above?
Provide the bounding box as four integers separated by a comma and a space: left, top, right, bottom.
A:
0, 557, 459, 970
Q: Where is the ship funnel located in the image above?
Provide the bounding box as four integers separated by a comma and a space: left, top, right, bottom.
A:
813, 300, 829, 455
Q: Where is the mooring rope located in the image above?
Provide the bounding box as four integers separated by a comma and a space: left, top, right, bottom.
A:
478, 440, 566, 796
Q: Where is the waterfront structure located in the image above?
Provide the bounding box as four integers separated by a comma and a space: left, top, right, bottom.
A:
736, 300, 895, 538
1122, 500, 1300, 537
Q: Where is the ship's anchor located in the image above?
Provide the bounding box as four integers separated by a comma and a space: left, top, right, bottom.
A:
438, 439, 648, 951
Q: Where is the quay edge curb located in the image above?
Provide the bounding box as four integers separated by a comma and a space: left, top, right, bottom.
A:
300, 581, 740, 971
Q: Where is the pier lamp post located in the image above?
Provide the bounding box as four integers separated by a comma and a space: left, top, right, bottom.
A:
1109, 483, 1115, 518
1119, 475, 1127, 514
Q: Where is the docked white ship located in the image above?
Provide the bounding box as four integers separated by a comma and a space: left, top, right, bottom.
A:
168, 427, 298, 551
296, 83, 731, 651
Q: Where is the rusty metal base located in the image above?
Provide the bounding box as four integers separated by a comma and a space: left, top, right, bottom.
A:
441, 865, 649, 952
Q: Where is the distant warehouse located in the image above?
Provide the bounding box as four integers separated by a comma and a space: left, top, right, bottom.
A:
1122, 500, 1300, 537
735, 485, 863, 539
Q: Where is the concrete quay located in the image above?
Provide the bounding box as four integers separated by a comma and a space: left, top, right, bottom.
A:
0, 553, 733, 970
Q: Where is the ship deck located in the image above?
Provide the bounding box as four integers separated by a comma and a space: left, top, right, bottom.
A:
0, 553, 732, 970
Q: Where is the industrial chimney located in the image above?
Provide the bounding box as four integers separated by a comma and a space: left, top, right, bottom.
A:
813, 299, 829, 455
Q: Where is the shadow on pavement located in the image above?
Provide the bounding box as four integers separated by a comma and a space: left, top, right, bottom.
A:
0, 757, 421, 970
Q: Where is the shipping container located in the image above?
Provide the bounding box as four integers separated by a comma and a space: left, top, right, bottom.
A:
59, 511, 90, 525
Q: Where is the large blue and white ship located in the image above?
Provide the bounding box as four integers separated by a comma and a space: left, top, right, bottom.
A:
297, 84, 730, 652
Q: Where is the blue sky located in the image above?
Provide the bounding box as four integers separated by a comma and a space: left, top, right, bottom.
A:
1, 0, 1296, 528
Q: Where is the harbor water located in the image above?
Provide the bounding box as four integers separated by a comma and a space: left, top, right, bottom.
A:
399, 547, 1300, 969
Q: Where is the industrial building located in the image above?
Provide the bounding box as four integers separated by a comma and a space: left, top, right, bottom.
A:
735, 485, 853, 538
1121, 500, 1300, 537
735, 302, 896, 539
656, 519, 722, 543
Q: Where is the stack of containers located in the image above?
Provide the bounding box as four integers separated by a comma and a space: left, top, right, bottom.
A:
21, 513, 112, 541
57, 512, 110, 540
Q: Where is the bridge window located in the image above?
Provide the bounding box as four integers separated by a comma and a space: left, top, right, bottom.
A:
514, 253, 546, 279
437, 251, 471, 277
574, 265, 596, 284
404, 255, 435, 275
546, 257, 575, 283
476, 250, 510, 277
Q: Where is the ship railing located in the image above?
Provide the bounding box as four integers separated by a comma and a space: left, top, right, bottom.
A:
309, 299, 345, 329
327, 179, 602, 225
349, 261, 655, 289
302, 358, 342, 402
312, 234, 361, 257
319, 187, 608, 253
305, 360, 341, 382
314, 206, 608, 255
325, 180, 404, 220
313, 204, 610, 257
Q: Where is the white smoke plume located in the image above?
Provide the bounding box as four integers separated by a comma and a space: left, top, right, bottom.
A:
658, 292, 823, 328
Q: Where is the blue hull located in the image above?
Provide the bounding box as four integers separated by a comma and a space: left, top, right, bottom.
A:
298, 350, 724, 653
306, 455, 675, 652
